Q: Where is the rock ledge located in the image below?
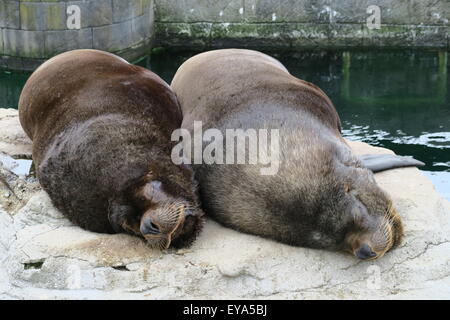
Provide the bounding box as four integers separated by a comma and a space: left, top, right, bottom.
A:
1, 109, 449, 299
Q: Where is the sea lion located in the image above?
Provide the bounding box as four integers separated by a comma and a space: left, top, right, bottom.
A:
19, 49, 204, 249
171, 49, 423, 259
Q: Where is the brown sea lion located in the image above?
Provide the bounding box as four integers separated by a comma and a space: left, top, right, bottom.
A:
171, 49, 423, 260
19, 49, 204, 249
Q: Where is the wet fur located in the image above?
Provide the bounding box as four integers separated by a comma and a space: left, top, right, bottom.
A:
19, 49, 203, 247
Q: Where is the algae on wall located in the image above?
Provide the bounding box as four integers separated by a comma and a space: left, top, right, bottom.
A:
153, 0, 449, 49
0, 0, 449, 70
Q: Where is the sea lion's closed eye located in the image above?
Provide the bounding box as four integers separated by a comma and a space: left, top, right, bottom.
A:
144, 180, 169, 203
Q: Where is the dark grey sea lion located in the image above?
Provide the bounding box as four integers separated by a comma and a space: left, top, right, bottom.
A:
19, 49, 204, 249
171, 49, 423, 259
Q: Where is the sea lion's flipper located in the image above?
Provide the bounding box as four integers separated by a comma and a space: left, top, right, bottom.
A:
359, 154, 425, 173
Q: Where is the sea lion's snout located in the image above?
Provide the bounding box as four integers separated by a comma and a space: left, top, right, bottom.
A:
134, 175, 205, 249
140, 216, 161, 235
343, 190, 404, 260
139, 201, 185, 249
355, 243, 377, 260
345, 229, 390, 260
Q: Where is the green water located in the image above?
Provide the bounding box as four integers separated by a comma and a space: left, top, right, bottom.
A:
1, 49, 449, 200
0, 70, 29, 109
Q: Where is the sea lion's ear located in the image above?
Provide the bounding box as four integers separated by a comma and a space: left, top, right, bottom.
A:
108, 201, 139, 234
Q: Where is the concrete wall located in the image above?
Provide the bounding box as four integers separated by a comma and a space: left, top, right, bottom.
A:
154, 0, 449, 50
0, 0, 154, 70
0, 0, 449, 70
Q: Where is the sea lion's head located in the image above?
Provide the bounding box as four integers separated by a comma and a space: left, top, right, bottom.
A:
340, 168, 403, 260
128, 165, 205, 250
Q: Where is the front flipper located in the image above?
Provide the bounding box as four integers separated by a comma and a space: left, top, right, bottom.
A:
359, 154, 425, 173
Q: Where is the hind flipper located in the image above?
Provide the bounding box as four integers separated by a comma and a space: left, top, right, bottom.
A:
359, 154, 425, 173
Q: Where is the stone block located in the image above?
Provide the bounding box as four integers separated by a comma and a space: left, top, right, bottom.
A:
20, 1, 66, 31
0, 55, 8, 70
0, 55, 23, 70
411, 25, 448, 48
155, 22, 211, 48
0, 0, 20, 29
131, 11, 152, 46
93, 20, 134, 52
0, 28, 3, 54
115, 40, 152, 64
19, 2, 45, 30
2, 28, 45, 58
244, 0, 330, 24
155, 0, 244, 23
361, 25, 415, 48
45, 28, 93, 58
210, 22, 292, 48
288, 23, 330, 48
149, 0, 155, 36
327, 23, 364, 48
88, 0, 113, 27
20, 57, 44, 71
112, 0, 149, 23
409, 0, 449, 26
45, 1, 67, 30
